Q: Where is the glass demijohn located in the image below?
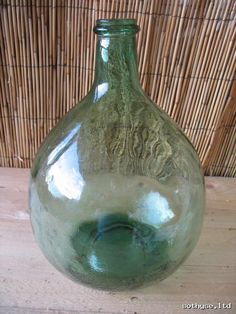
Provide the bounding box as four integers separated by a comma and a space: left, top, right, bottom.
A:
29, 19, 205, 290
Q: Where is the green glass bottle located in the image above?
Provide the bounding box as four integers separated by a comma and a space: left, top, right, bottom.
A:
30, 19, 205, 290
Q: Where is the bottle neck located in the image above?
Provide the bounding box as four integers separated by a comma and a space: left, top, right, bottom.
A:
93, 34, 141, 91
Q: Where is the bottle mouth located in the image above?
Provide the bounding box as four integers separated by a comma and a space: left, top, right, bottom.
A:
94, 19, 140, 36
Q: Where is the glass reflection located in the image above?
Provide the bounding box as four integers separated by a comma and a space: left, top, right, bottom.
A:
101, 37, 110, 63
47, 124, 81, 166
131, 192, 175, 227
94, 82, 108, 101
46, 137, 85, 200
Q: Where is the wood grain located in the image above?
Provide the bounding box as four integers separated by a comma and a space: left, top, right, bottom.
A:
0, 168, 236, 314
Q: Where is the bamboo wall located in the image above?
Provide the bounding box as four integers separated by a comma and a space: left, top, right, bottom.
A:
0, 0, 235, 176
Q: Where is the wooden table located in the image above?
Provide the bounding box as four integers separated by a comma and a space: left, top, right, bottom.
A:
0, 168, 235, 314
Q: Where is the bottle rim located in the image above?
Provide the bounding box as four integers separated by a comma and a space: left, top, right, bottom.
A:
94, 19, 140, 35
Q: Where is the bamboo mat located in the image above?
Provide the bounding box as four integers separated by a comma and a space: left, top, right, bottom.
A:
0, 0, 235, 176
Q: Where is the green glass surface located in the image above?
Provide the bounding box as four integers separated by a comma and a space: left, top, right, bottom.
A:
29, 19, 205, 290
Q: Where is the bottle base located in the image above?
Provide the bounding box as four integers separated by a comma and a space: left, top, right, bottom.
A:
68, 213, 173, 290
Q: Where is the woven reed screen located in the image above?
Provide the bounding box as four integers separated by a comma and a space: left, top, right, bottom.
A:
0, 0, 235, 176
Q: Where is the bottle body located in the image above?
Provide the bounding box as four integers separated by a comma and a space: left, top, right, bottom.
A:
30, 19, 205, 290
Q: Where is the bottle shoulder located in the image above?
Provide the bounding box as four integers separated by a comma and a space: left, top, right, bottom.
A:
31, 87, 202, 182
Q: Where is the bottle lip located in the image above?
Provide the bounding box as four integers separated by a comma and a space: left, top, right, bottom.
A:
94, 19, 140, 35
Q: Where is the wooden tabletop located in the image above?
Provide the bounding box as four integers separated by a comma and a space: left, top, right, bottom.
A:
0, 168, 235, 314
